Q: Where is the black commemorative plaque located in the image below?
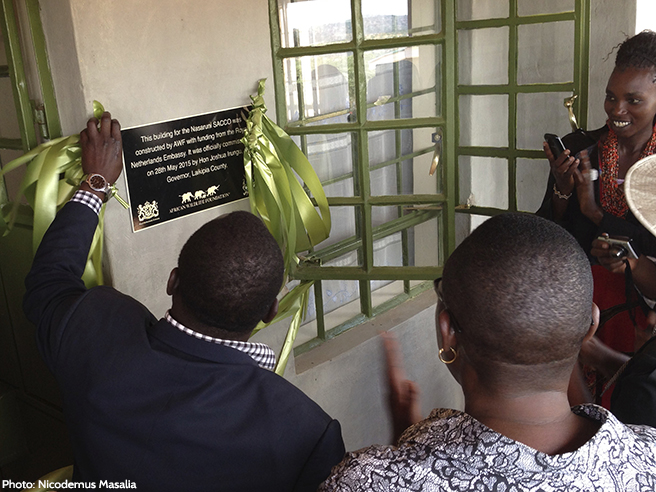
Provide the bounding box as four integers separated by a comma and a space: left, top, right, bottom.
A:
121, 106, 250, 231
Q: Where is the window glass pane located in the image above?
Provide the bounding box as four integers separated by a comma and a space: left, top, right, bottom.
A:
518, 21, 574, 84
302, 133, 357, 197
371, 280, 405, 308
314, 206, 360, 254
277, 0, 352, 48
320, 277, 361, 330
284, 52, 354, 126
368, 127, 441, 196
365, 44, 440, 121
517, 92, 574, 150
458, 27, 508, 86
517, 0, 575, 16
458, 156, 508, 209
516, 158, 550, 213
371, 207, 441, 267
297, 277, 361, 346
374, 231, 404, 267
457, 0, 508, 21
459, 94, 508, 147
371, 204, 402, 229
294, 282, 318, 347
362, 0, 441, 39
455, 212, 491, 246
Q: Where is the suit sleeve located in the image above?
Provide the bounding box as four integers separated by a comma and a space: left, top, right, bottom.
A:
23, 201, 99, 370
292, 419, 345, 492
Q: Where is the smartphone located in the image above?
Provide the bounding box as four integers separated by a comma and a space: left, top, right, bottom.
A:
544, 133, 566, 158
596, 234, 639, 260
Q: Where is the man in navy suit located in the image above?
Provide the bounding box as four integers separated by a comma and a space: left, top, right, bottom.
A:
24, 112, 345, 491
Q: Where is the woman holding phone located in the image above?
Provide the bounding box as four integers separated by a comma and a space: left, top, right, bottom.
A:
538, 30, 656, 402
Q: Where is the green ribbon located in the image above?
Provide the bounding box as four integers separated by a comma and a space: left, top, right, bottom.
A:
0, 101, 126, 288
242, 79, 331, 375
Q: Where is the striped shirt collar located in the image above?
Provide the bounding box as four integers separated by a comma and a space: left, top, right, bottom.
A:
165, 311, 276, 370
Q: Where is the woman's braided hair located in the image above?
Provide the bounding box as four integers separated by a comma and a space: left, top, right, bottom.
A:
616, 30, 656, 74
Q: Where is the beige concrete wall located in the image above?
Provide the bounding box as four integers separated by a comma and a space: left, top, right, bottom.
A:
39, 0, 275, 319
588, 0, 637, 128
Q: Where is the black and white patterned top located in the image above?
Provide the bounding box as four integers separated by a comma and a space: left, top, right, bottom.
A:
320, 405, 656, 491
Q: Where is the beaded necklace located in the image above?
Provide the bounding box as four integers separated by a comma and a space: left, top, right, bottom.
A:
599, 121, 656, 217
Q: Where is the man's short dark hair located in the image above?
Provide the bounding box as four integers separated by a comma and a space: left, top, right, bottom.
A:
177, 211, 284, 334
442, 213, 592, 374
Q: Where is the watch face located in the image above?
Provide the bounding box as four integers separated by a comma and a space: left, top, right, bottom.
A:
88, 174, 108, 191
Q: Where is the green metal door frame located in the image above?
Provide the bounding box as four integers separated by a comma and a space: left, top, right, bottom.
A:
0, 0, 61, 154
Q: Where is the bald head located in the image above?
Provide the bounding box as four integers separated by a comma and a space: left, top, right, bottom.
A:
442, 213, 592, 373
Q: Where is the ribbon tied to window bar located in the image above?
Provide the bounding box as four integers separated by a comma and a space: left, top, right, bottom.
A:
241, 78, 331, 374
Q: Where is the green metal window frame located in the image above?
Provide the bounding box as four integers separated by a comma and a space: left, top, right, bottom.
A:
455, 0, 590, 219
268, 0, 589, 355
0, 0, 61, 208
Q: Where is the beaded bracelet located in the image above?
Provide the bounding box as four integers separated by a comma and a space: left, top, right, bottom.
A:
553, 183, 572, 200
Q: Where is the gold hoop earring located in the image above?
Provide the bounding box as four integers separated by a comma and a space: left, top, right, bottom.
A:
438, 347, 458, 364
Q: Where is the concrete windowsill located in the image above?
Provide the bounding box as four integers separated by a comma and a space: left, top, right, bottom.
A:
295, 289, 437, 374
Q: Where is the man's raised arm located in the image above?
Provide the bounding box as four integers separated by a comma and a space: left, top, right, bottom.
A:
23, 113, 123, 368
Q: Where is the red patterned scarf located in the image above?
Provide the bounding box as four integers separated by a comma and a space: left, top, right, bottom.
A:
599, 122, 656, 217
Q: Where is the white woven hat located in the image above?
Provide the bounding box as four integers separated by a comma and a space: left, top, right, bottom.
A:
625, 154, 656, 237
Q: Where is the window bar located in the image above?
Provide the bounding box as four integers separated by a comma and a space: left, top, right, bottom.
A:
269, 0, 288, 127
508, 0, 518, 213
0, 137, 23, 150
351, 0, 373, 318
392, 59, 411, 293
443, 0, 457, 257
0, 0, 37, 152
313, 280, 326, 341
291, 33, 315, 210
292, 30, 307, 125
25, 0, 61, 139
574, 0, 590, 130
287, 86, 436, 127
371, 145, 433, 172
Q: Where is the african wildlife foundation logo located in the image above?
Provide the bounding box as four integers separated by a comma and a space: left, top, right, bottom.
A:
179, 184, 221, 203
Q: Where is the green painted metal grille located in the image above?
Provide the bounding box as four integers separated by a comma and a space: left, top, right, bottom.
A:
455, 0, 590, 224
0, 0, 61, 213
268, 0, 589, 355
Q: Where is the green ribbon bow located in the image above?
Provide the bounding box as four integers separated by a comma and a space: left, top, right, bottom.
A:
0, 101, 128, 288
242, 79, 331, 375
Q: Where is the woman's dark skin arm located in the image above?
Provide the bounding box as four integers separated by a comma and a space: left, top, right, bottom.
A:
382, 333, 422, 443
572, 149, 604, 225
579, 336, 630, 381
542, 142, 580, 221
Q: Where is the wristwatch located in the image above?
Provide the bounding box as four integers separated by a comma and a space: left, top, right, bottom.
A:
86, 173, 111, 197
